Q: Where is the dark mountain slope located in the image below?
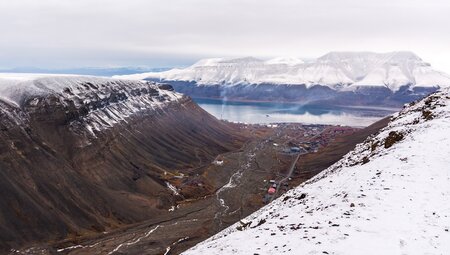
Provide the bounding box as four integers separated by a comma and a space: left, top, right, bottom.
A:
0, 76, 246, 251
294, 116, 391, 181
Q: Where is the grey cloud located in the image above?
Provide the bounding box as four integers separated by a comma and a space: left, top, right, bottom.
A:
0, 0, 449, 71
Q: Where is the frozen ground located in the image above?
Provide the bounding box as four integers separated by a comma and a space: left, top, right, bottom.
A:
183, 88, 450, 255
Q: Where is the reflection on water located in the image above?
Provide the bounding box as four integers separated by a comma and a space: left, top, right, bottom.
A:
194, 98, 396, 127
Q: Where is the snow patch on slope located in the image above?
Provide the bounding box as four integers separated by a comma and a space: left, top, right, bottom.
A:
183, 88, 450, 255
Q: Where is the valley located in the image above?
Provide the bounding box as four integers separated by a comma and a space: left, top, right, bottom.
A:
11, 118, 389, 255
1, 1, 449, 254
0, 74, 392, 255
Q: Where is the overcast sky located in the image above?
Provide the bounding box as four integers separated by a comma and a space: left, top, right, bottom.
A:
0, 0, 449, 71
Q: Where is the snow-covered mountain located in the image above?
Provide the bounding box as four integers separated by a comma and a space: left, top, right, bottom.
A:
0, 73, 183, 136
0, 73, 180, 106
183, 88, 450, 254
116, 52, 450, 107
118, 51, 450, 92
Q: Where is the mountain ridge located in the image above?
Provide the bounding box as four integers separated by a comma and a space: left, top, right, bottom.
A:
117, 51, 450, 92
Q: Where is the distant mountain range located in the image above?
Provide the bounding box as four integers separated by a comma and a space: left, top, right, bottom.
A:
0, 67, 172, 77
117, 52, 450, 107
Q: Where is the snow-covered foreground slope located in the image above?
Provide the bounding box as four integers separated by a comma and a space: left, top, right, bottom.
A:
118, 52, 450, 92
184, 89, 450, 254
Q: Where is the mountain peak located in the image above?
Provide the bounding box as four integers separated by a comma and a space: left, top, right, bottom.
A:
318, 51, 376, 61
387, 51, 422, 62
265, 57, 304, 66
192, 57, 263, 67
317, 51, 421, 62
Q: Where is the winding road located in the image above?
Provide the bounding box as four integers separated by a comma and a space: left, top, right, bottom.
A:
270, 153, 301, 202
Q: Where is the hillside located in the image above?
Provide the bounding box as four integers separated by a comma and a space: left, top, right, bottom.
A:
183, 88, 450, 254
0, 74, 246, 251
116, 52, 450, 107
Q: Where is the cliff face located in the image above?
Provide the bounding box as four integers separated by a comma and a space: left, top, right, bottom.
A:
0, 76, 245, 251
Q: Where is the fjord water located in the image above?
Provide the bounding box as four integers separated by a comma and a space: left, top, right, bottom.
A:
194, 98, 396, 127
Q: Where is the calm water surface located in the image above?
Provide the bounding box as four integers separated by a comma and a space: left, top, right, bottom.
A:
194, 98, 396, 127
